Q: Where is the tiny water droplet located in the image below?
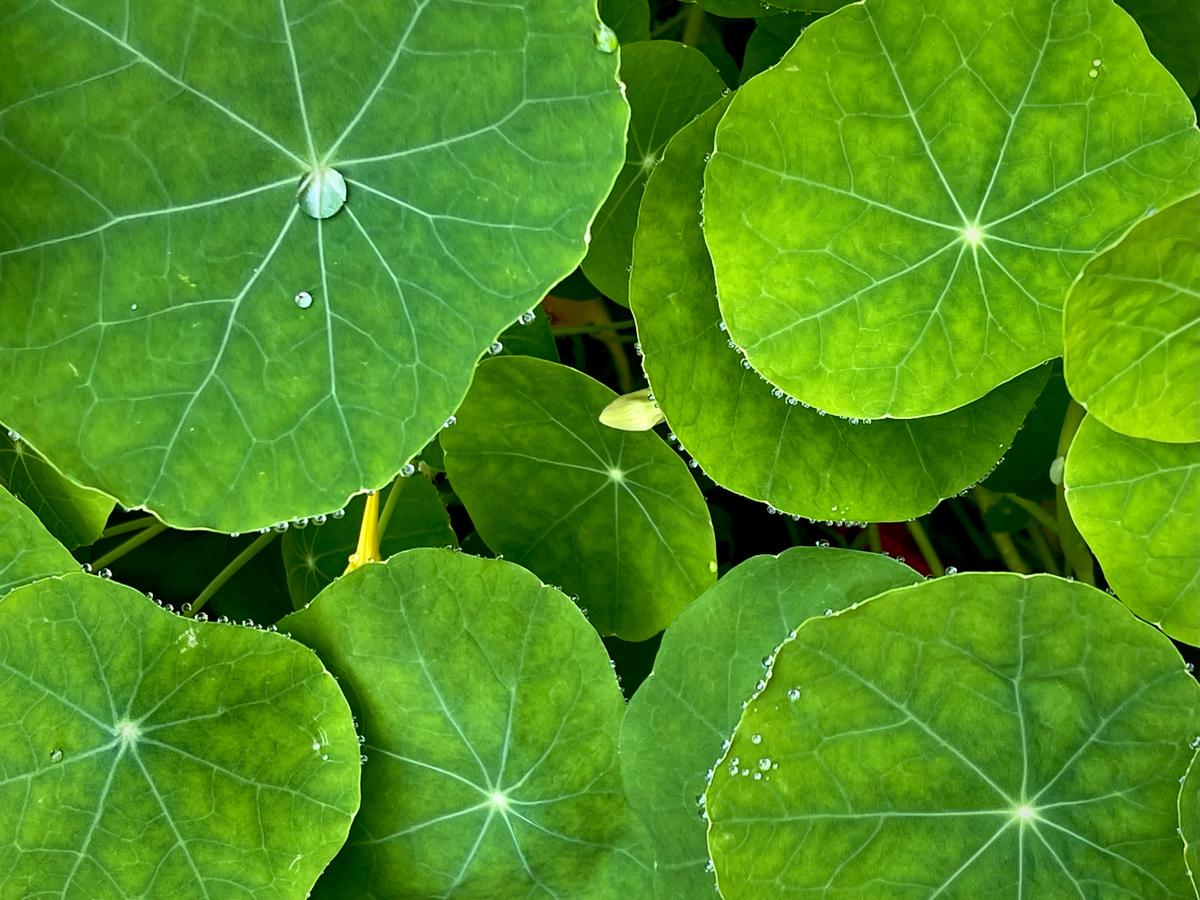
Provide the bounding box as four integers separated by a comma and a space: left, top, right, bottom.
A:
400, 462, 416, 477
945, 566, 958, 575
488, 341, 503, 355
787, 688, 801, 702
294, 290, 314, 309
443, 415, 457, 428
594, 22, 618, 53
750, 734, 762, 745
823, 608, 833, 616
332, 508, 346, 519
50, 749, 63, 763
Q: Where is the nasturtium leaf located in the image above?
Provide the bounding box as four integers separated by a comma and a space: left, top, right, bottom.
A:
1065, 415, 1200, 645
282, 475, 455, 608
1119, 0, 1200, 96
0, 433, 114, 549
706, 573, 1200, 897
1182, 750, 1200, 892
704, 0, 1200, 420
630, 96, 1046, 522
621, 548, 920, 898
600, 0, 650, 45
280, 549, 649, 898
0, 2, 627, 533
0, 573, 360, 897
581, 41, 725, 305
442, 357, 716, 641
1064, 193, 1200, 443
0, 484, 77, 598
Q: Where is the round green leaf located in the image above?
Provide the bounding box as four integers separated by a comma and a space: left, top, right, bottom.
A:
280, 549, 649, 898
704, 0, 1200, 420
282, 475, 455, 608
581, 41, 726, 305
0, 573, 360, 897
621, 548, 920, 898
706, 573, 1200, 897
630, 95, 1047, 522
1065, 415, 1200, 645
1064, 193, 1200, 443
0, 484, 77, 598
0, 433, 114, 550
0, 2, 627, 532
442, 357, 716, 641
1182, 750, 1200, 893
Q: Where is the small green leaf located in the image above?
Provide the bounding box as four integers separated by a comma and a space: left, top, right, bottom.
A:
0, 2, 627, 532
705, 0, 1200, 419
582, 41, 726, 305
280, 549, 649, 898
0, 433, 114, 549
0, 574, 360, 897
706, 573, 1200, 897
442, 357, 716, 641
630, 96, 1046, 522
621, 548, 920, 898
1065, 415, 1199, 645
0, 484, 77, 598
282, 476, 455, 608
1064, 193, 1200, 443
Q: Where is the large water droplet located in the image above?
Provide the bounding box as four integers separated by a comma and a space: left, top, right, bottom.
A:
297, 167, 348, 219
594, 23, 618, 53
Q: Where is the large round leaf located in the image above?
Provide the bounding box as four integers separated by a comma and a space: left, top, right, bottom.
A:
1065, 415, 1199, 645
705, 573, 1200, 897
581, 41, 725, 305
1064, 193, 1200, 443
704, 0, 1200, 420
0, 432, 114, 549
0, 484, 77, 598
0, 1, 627, 532
0, 573, 360, 897
442, 357, 716, 640
630, 95, 1046, 522
621, 548, 920, 898
280, 549, 649, 898
281, 474, 455, 608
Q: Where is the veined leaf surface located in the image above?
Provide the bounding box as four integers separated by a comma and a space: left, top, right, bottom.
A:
621, 548, 920, 898
1065, 415, 1199, 645
0, 0, 627, 531
0, 483, 77, 597
1064, 193, 1200, 443
704, 0, 1200, 419
630, 96, 1046, 522
281, 549, 649, 898
705, 573, 1200, 897
442, 357, 716, 641
0, 574, 360, 897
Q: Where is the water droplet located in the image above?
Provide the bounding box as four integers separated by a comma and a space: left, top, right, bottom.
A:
488, 341, 504, 355
313, 513, 327, 525
753, 771, 762, 780
400, 462, 416, 477
1088, 68, 1098, 78
705, 859, 715, 874
98, 568, 112, 579
594, 22, 618, 53
1092, 58, 1102, 67
195, 612, 208, 622
755, 679, 767, 692
758, 758, 771, 771
273, 521, 290, 533
293, 517, 309, 529
130, 303, 138, 311
518, 309, 537, 325
443, 415, 457, 429
823, 608, 833, 616
297, 167, 347, 219
787, 688, 801, 702
815, 540, 830, 548
945, 566, 958, 575
750, 734, 762, 745
360, 754, 368, 763
294, 290, 314, 309
81, 563, 93, 574
312, 740, 322, 752
50, 749, 63, 763
332, 508, 346, 519
1190, 735, 1200, 750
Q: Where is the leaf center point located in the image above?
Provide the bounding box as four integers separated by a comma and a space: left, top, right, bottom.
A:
114, 719, 142, 745
298, 167, 348, 220
487, 790, 510, 813
1013, 803, 1038, 822
961, 222, 985, 247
